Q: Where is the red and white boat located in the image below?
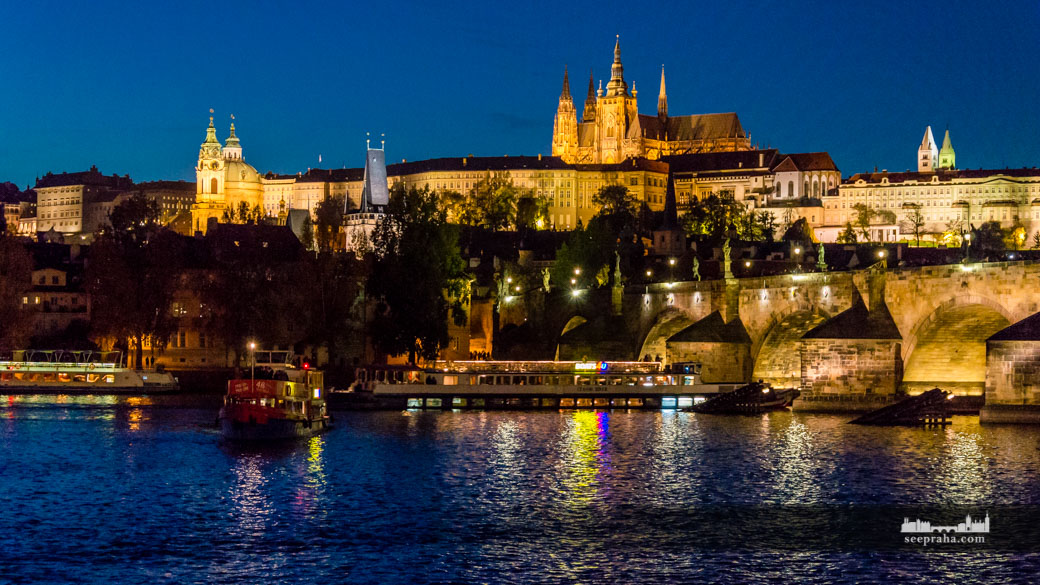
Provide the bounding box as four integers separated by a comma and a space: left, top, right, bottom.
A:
219, 351, 331, 441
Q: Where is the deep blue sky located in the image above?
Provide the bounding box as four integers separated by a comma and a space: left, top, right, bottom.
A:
2, 0, 1039, 187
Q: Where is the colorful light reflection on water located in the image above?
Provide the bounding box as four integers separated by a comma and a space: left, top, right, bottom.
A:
2, 396, 1040, 584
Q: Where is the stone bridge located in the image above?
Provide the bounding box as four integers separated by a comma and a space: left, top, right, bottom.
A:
534, 260, 1040, 420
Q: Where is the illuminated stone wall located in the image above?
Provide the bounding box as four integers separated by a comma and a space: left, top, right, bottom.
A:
985, 341, 1040, 405
799, 339, 902, 397
665, 340, 751, 383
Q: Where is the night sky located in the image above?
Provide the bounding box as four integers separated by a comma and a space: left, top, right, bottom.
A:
2, 0, 1039, 187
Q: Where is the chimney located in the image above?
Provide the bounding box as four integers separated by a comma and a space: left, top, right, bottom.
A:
538, 153, 542, 161
463, 158, 467, 166
759, 152, 764, 167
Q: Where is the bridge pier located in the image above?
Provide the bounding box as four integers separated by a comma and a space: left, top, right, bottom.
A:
981, 314, 1040, 423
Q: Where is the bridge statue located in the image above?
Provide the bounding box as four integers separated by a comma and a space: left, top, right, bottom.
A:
613, 251, 621, 286
722, 238, 733, 279
541, 268, 551, 293
691, 257, 701, 281
817, 244, 827, 272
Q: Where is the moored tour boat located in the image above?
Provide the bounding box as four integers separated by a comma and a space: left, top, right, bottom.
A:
336, 360, 736, 410
219, 351, 331, 441
0, 350, 178, 394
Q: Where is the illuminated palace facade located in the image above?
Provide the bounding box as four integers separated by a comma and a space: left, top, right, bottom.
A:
820, 127, 1040, 240
191, 116, 670, 234
551, 38, 751, 164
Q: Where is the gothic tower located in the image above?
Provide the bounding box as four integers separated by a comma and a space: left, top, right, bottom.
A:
918, 126, 939, 172
938, 127, 956, 170
596, 36, 640, 163
551, 67, 578, 162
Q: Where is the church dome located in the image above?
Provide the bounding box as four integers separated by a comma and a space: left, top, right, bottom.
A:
224, 159, 261, 184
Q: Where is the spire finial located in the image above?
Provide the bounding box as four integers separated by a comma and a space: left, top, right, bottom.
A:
658, 65, 668, 118
381, 133, 385, 150
208, 108, 214, 126
366, 131, 371, 150
607, 36, 627, 96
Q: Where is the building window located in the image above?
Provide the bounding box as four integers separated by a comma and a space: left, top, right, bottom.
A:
210, 178, 218, 194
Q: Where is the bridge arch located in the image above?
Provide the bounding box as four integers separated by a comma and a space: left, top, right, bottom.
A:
637, 307, 698, 363
751, 307, 831, 388
553, 315, 589, 360
901, 295, 1014, 396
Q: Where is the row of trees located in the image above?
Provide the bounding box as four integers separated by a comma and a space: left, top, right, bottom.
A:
80, 183, 469, 370
442, 172, 550, 231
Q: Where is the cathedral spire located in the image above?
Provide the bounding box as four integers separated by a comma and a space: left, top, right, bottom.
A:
605, 35, 628, 97
583, 69, 597, 122
939, 126, 956, 169
657, 65, 668, 118
560, 66, 571, 100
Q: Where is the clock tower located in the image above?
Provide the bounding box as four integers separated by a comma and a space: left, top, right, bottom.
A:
192, 112, 226, 234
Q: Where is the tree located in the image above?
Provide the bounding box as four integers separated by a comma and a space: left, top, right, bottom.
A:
314, 195, 344, 253
853, 203, 875, 242
679, 193, 744, 239
1032, 231, 1040, 250
876, 209, 897, 224
369, 184, 466, 363
1006, 225, 1027, 250
88, 195, 184, 368
468, 171, 520, 230
236, 201, 250, 223
0, 236, 33, 351
972, 221, 1005, 257
551, 218, 614, 290
515, 193, 550, 230
299, 214, 315, 251
587, 184, 640, 239
836, 222, 858, 244
781, 217, 815, 243
902, 204, 926, 247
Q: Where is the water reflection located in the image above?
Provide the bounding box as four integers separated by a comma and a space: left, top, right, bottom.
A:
937, 427, 991, 503
772, 417, 822, 503
490, 419, 524, 498
559, 411, 611, 507
124, 396, 152, 432
230, 453, 273, 537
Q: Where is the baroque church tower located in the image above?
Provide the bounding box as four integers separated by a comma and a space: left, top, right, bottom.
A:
191, 112, 263, 234
193, 112, 226, 233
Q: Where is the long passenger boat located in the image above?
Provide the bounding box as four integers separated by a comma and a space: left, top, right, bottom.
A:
336, 360, 740, 410
0, 350, 178, 394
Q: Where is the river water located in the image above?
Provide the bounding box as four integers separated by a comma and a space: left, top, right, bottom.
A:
2, 394, 1040, 584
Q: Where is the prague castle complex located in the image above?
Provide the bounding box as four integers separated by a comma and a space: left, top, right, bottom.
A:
11, 39, 1040, 248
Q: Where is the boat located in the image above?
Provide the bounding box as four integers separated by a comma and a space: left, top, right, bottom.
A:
334, 360, 736, 410
683, 381, 800, 414
0, 350, 178, 394
219, 350, 331, 441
